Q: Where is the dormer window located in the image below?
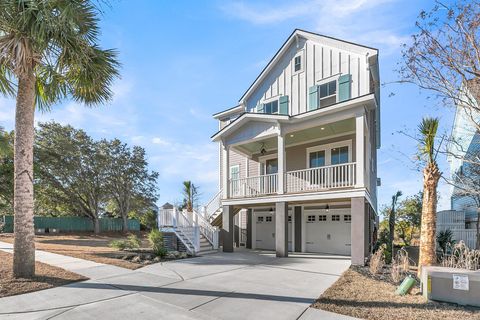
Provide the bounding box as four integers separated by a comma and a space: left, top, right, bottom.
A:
319, 80, 337, 107
263, 100, 278, 114
294, 55, 302, 72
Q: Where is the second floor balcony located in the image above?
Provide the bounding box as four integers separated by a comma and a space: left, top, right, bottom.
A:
229, 162, 356, 198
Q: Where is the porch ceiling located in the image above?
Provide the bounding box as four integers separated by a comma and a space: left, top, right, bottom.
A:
236, 118, 355, 154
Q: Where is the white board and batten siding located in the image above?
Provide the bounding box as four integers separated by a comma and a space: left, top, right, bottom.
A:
244, 37, 371, 115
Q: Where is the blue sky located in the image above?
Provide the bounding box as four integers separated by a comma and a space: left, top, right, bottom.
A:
0, 0, 456, 211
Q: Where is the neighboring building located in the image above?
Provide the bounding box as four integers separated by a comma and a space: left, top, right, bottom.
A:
207, 29, 381, 265
437, 210, 476, 248
445, 78, 480, 247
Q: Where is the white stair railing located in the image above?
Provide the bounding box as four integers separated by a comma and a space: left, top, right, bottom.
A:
192, 208, 219, 250
202, 189, 222, 221
158, 207, 219, 252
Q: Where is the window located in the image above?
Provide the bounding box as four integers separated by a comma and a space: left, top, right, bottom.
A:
307, 215, 316, 222
318, 215, 327, 221
263, 100, 278, 114
319, 80, 337, 107
264, 158, 278, 175
294, 55, 302, 72
230, 165, 240, 180
344, 215, 351, 222
257, 216, 264, 222
309, 150, 326, 168
331, 146, 349, 165
332, 215, 340, 221
288, 216, 292, 222
266, 216, 272, 222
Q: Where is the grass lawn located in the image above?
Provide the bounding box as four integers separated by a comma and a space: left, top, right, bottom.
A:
313, 266, 480, 320
0, 232, 150, 270
0, 251, 86, 298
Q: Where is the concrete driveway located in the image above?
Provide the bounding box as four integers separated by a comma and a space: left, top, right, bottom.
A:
0, 249, 351, 320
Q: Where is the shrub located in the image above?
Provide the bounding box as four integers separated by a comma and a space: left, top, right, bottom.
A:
141, 210, 158, 231
391, 248, 410, 283
148, 229, 167, 258
369, 244, 386, 275
437, 229, 456, 254
109, 234, 141, 251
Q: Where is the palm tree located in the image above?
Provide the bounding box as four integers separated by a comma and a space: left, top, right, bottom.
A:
0, 1, 119, 278
417, 117, 441, 276
388, 190, 402, 260
182, 181, 199, 212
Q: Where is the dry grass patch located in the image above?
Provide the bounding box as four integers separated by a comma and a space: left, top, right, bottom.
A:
0, 251, 86, 298
313, 266, 480, 320
0, 233, 150, 270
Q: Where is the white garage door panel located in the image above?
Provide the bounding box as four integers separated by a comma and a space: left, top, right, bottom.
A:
255, 213, 275, 250
305, 209, 351, 255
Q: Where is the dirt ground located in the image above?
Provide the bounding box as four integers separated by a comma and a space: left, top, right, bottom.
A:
0, 232, 150, 270
313, 266, 480, 320
0, 251, 86, 298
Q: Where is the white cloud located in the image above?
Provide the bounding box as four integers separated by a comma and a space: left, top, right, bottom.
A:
220, 0, 405, 54
151, 137, 171, 146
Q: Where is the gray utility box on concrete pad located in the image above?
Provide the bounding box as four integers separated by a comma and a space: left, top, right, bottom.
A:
421, 266, 480, 307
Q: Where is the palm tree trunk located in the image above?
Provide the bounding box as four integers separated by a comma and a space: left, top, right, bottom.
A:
476, 210, 480, 250
13, 72, 36, 278
418, 163, 440, 277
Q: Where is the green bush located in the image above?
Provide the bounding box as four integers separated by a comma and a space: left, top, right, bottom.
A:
109, 234, 141, 251
148, 229, 167, 257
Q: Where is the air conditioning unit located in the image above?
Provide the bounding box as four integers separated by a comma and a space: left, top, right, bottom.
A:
421, 266, 480, 307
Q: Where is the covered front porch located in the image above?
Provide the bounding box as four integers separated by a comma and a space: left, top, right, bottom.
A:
218, 111, 369, 201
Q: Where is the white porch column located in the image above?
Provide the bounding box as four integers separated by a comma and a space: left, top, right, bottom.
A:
221, 141, 230, 199
355, 113, 365, 188
277, 131, 286, 194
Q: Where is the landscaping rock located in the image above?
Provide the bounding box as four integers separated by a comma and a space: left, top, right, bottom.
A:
131, 255, 142, 263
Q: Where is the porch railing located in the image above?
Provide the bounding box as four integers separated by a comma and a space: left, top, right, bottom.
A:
229, 173, 278, 198
227, 163, 356, 198
286, 162, 356, 193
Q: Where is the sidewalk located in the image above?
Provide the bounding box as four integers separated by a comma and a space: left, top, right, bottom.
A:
0, 241, 130, 280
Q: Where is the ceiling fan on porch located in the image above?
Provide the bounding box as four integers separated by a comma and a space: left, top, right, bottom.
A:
259, 142, 267, 155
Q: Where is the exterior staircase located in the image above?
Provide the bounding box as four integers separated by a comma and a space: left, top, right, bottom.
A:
158, 205, 220, 256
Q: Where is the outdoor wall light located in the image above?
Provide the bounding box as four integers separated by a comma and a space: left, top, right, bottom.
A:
325, 204, 330, 212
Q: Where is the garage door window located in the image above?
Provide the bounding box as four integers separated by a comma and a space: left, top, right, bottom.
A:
318, 215, 327, 221
332, 215, 340, 221
266, 216, 272, 222
257, 216, 264, 222
344, 215, 351, 222
307, 215, 316, 222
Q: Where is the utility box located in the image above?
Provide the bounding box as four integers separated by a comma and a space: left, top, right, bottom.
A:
421, 266, 480, 307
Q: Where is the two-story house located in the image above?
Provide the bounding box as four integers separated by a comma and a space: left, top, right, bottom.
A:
209, 29, 380, 265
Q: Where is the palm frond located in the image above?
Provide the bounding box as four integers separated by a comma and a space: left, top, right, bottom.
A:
418, 117, 439, 164
0, 0, 120, 107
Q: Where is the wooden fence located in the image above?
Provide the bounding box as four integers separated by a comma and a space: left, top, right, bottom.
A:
1, 216, 140, 233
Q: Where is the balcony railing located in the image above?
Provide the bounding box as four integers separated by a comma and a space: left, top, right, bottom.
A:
228, 162, 356, 198
230, 173, 278, 198
286, 162, 356, 193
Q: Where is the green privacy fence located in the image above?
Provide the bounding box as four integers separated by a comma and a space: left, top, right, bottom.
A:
1, 216, 140, 233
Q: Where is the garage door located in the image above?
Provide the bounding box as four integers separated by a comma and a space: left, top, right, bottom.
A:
255, 213, 275, 250
305, 209, 351, 255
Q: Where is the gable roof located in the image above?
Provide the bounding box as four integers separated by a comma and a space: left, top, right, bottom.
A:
238, 29, 379, 104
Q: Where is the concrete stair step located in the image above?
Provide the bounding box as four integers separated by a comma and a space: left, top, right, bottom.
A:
197, 249, 218, 255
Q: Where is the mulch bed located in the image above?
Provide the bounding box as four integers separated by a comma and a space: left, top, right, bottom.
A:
0, 233, 189, 270
0, 251, 86, 298
313, 265, 480, 320
0, 233, 149, 270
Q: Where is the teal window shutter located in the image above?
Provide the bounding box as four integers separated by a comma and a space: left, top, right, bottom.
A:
338, 74, 352, 102
257, 102, 264, 113
308, 85, 319, 110
279, 96, 289, 115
